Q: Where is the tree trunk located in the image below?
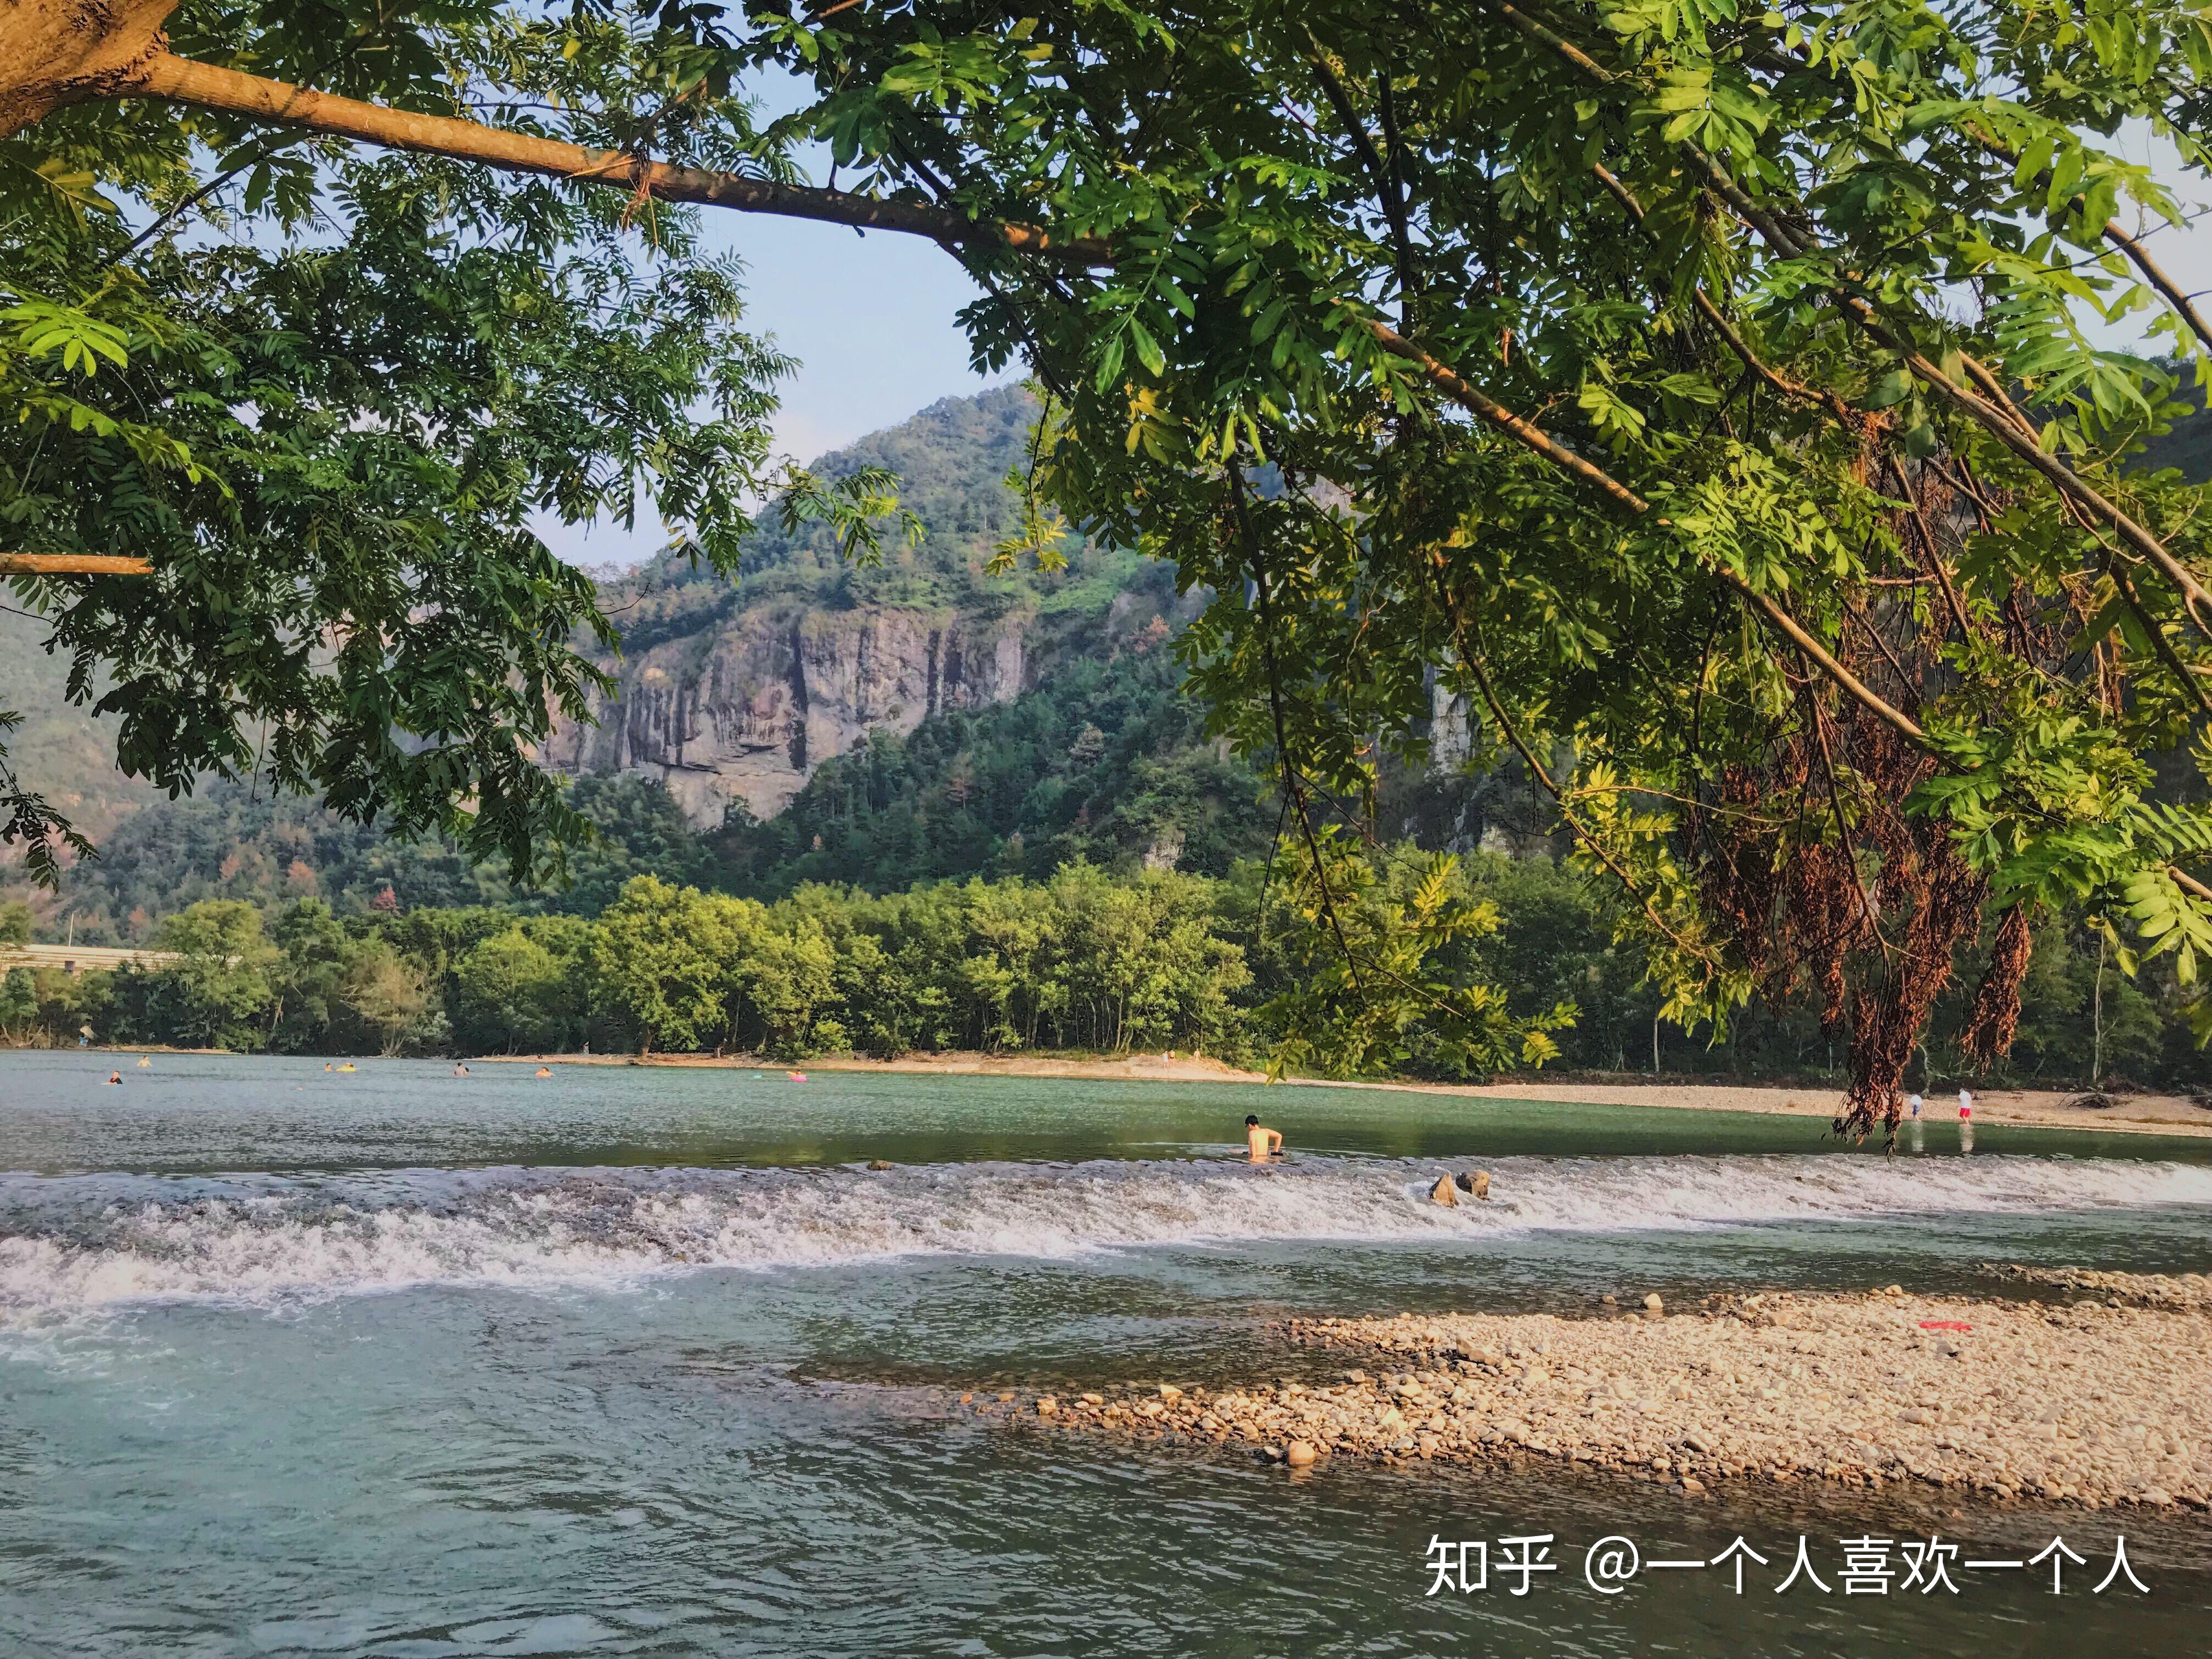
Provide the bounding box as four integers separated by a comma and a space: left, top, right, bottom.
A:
2091, 936, 2107, 1087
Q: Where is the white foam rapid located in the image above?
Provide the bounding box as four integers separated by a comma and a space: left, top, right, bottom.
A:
4, 1153, 2208, 1317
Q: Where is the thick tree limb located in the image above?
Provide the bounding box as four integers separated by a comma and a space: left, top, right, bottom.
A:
126, 54, 1113, 264
1489, 1, 1615, 82
0, 553, 153, 575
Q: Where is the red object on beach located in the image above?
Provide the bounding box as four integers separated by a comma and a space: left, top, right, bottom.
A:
1918, 1320, 1973, 1331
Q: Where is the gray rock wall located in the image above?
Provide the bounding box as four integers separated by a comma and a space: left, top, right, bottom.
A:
543, 603, 1034, 825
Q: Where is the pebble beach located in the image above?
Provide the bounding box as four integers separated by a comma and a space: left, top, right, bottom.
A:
977, 1273, 2212, 1511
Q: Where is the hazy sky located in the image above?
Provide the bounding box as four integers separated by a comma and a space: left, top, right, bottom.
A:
539, 121, 2212, 570
534, 210, 1008, 568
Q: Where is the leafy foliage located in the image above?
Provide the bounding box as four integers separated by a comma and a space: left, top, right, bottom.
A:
718, 0, 2212, 1109
0, 4, 829, 884
10, 846, 2203, 1086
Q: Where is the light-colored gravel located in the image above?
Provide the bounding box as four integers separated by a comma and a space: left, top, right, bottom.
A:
981, 1288, 2212, 1511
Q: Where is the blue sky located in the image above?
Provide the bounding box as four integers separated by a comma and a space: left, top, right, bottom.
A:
534, 210, 1011, 568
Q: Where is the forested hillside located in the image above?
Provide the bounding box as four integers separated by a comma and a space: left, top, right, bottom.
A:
4, 385, 1282, 933
540, 385, 1205, 826
12, 382, 2207, 929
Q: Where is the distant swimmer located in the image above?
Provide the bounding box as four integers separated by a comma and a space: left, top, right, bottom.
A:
534, 1065, 552, 1078
1245, 1114, 1283, 1163
452, 1064, 470, 1077
105, 1070, 122, 1085
337, 1062, 357, 1073
324, 1063, 333, 1072
788, 1070, 808, 1082
136, 1056, 151, 1068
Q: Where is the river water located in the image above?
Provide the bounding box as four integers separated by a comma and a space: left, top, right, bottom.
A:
3, 1050, 2209, 1656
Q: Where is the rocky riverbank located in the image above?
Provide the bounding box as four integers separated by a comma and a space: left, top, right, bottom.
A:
1980, 1263, 2212, 1309
970, 1286, 2212, 1511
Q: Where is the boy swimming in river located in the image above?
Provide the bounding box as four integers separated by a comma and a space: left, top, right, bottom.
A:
1245, 1114, 1283, 1162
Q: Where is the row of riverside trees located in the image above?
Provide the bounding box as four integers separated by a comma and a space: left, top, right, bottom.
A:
3, 855, 2205, 1091
0, 866, 1250, 1062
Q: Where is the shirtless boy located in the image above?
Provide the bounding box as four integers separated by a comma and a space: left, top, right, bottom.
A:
1245, 1114, 1283, 1162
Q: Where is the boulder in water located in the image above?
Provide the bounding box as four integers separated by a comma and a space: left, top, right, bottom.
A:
1454, 1170, 1492, 1200
1429, 1175, 1458, 1206
1285, 1440, 1317, 1467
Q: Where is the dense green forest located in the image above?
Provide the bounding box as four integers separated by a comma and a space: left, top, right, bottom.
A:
4, 385, 1282, 926
5, 842, 2204, 1092
712, 611, 1274, 896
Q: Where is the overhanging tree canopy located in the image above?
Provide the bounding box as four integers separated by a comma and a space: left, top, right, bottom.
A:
7, 0, 2211, 1114
0, 0, 887, 883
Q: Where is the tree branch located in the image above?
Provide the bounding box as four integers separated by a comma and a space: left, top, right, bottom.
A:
1362, 319, 1650, 512
1591, 163, 1870, 433
1305, 35, 1419, 307
129, 53, 1113, 264
0, 553, 153, 575
2100, 219, 2212, 358
1363, 317, 1937, 751
1481, 4, 2212, 633
1884, 456, 1976, 644
1227, 464, 1366, 996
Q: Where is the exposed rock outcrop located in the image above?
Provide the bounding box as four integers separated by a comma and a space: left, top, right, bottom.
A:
545, 603, 1035, 823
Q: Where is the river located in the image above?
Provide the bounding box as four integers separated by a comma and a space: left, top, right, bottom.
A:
3, 1050, 2208, 1655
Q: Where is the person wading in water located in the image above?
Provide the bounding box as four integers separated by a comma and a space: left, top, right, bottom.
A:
1245, 1115, 1283, 1163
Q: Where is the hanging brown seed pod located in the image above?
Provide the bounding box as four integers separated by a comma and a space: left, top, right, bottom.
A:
1960, 904, 2034, 1068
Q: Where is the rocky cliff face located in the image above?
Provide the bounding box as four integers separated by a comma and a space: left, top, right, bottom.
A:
545, 601, 1037, 823
540, 383, 1158, 828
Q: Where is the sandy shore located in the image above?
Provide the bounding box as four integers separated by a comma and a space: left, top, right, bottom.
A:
1323, 1078, 2212, 1138
473, 1049, 1264, 1084
974, 1278, 2212, 1511
472, 1049, 2212, 1137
